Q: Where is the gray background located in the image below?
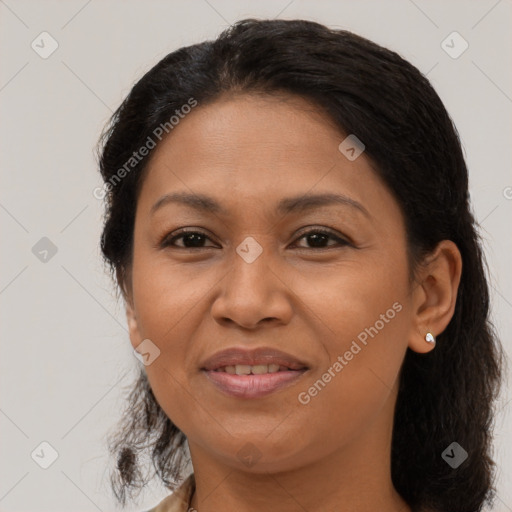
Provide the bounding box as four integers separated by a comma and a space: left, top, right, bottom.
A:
1, 0, 511, 510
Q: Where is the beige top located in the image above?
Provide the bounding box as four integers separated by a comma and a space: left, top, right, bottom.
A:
146, 474, 196, 512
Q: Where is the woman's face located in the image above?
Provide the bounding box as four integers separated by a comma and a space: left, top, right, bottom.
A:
126, 93, 425, 473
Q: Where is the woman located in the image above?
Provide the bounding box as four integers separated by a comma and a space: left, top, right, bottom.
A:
97, 18, 504, 512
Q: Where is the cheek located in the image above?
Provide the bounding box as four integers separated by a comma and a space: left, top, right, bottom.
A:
130, 244, 214, 340
290, 248, 409, 352
290, 279, 409, 465
293, 249, 410, 410
129, 248, 217, 430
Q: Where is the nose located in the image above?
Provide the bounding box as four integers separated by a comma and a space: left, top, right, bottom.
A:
210, 244, 294, 330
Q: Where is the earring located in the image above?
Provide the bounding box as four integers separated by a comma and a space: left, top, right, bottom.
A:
425, 332, 436, 346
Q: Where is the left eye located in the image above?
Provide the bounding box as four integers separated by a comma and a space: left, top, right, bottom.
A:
292, 229, 350, 250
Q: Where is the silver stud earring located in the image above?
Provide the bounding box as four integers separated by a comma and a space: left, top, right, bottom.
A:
425, 332, 436, 346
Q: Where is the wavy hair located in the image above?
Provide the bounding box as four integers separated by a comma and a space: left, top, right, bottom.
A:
97, 18, 505, 512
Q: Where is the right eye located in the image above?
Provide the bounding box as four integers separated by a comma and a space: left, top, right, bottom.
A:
160, 229, 219, 249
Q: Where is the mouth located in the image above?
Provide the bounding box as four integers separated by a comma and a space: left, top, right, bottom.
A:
199, 347, 310, 399
202, 368, 308, 399
211, 363, 304, 374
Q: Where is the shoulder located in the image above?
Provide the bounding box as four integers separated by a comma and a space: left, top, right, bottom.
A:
144, 473, 195, 512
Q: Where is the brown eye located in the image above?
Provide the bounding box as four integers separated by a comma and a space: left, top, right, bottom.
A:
293, 229, 350, 250
159, 227, 351, 251
161, 230, 217, 249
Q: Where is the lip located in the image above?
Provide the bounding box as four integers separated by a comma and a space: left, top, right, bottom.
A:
203, 369, 308, 399
200, 346, 309, 371
199, 346, 310, 399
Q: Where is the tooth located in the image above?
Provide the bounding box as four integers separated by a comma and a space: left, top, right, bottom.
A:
251, 365, 268, 374
235, 364, 251, 375
225, 366, 236, 374
268, 364, 280, 373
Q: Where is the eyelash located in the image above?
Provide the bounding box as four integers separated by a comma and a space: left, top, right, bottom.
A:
160, 227, 351, 251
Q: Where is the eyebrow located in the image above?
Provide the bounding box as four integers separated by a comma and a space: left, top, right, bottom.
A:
150, 191, 371, 219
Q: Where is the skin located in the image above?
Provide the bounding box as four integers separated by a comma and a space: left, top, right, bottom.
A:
124, 93, 462, 512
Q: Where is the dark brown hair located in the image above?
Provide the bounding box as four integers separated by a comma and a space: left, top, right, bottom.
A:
97, 18, 505, 512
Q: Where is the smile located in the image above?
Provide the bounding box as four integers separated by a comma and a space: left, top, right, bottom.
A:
202, 368, 308, 399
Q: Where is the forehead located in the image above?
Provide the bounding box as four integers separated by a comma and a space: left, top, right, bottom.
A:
146, 93, 347, 171
137, 93, 400, 228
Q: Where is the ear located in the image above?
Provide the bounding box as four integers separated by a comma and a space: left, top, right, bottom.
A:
408, 240, 462, 354
118, 267, 143, 350
125, 297, 144, 350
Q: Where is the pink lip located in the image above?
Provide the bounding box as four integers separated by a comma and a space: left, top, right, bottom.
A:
203, 368, 308, 399
200, 346, 309, 372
